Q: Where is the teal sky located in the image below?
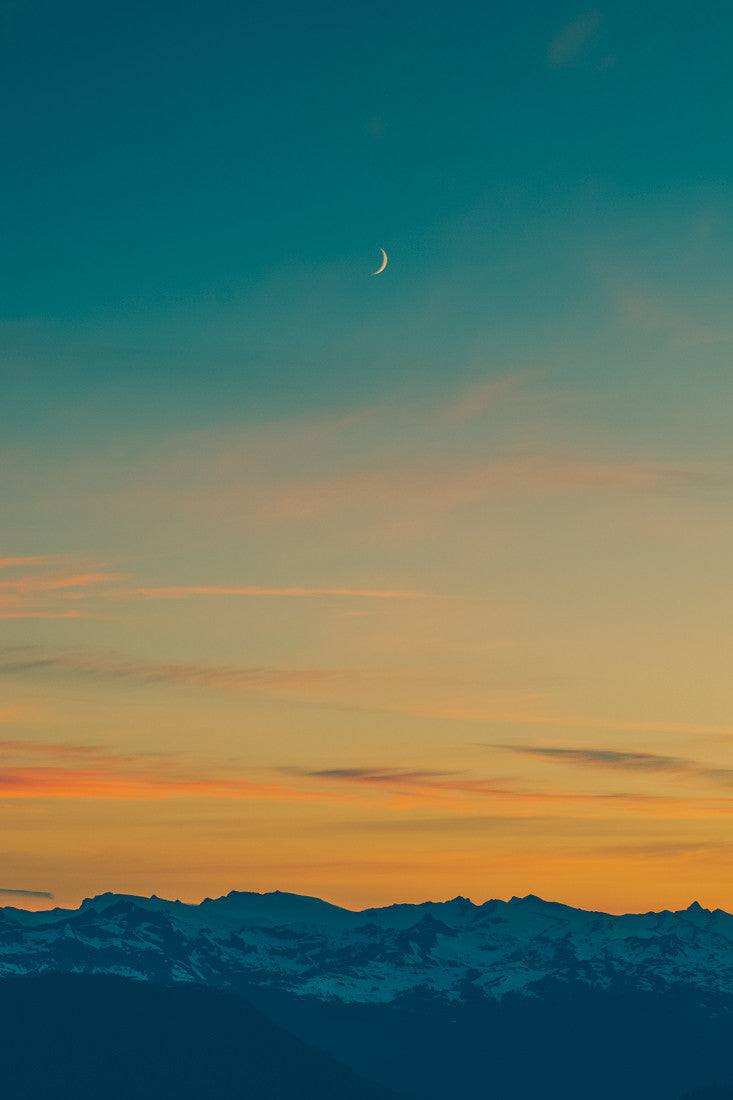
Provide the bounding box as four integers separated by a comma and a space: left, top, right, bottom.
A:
3, 0, 732, 435
2, 1, 733, 912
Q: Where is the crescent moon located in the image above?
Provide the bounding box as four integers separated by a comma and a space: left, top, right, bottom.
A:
372, 248, 388, 275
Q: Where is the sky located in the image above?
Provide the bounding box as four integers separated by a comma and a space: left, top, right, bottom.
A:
2, 0, 733, 915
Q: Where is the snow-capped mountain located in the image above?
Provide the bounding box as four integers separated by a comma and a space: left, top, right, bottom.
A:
3, 889, 733, 1005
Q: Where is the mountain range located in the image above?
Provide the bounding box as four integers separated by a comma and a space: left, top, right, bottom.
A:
5, 889, 733, 1099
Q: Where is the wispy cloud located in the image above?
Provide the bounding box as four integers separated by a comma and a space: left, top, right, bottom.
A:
279, 762, 733, 818
285, 765, 458, 783
0, 555, 123, 619
0, 645, 553, 722
253, 454, 698, 531
0, 556, 63, 569
0, 644, 345, 697
501, 745, 690, 771
441, 372, 538, 423
0, 887, 54, 899
0, 740, 338, 803
0, 765, 334, 803
133, 585, 426, 600
4, 643, 725, 749
4, 740, 733, 822
0, 610, 81, 619
41, 376, 704, 548
547, 11, 601, 67
0, 551, 427, 611
498, 743, 733, 787
0, 572, 123, 595
275, 754, 733, 834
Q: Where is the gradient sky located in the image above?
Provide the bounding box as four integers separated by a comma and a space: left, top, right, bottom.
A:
2, 0, 733, 914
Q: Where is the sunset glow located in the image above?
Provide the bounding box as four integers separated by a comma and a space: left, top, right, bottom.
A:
2, 0, 733, 918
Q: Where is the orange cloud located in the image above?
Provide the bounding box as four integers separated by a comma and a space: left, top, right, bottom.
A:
281, 765, 733, 820
0, 572, 123, 594
0, 741, 331, 802
0, 611, 81, 620
133, 585, 426, 600
0, 556, 124, 619
0, 766, 334, 803
0, 556, 63, 569
3, 741, 733, 823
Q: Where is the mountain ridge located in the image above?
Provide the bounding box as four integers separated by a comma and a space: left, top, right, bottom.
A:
6, 890, 733, 1100
4, 888, 733, 1005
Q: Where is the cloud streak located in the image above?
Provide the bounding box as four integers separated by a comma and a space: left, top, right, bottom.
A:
498, 744, 733, 787
56, 379, 704, 545
4, 741, 733, 822
0, 572, 123, 595
279, 762, 733, 819
0, 644, 348, 698
0, 887, 54, 899
0, 556, 64, 569
0, 555, 123, 619
0, 741, 340, 803
133, 585, 426, 600
502, 745, 690, 771
0, 765, 335, 803
0, 611, 81, 620
278, 765, 733, 818
284, 765, 459, 783
254, 454, 698, 528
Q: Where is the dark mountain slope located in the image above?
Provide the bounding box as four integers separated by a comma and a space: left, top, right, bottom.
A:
243, 980, 733, 1100
0, 973, 411, 1100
